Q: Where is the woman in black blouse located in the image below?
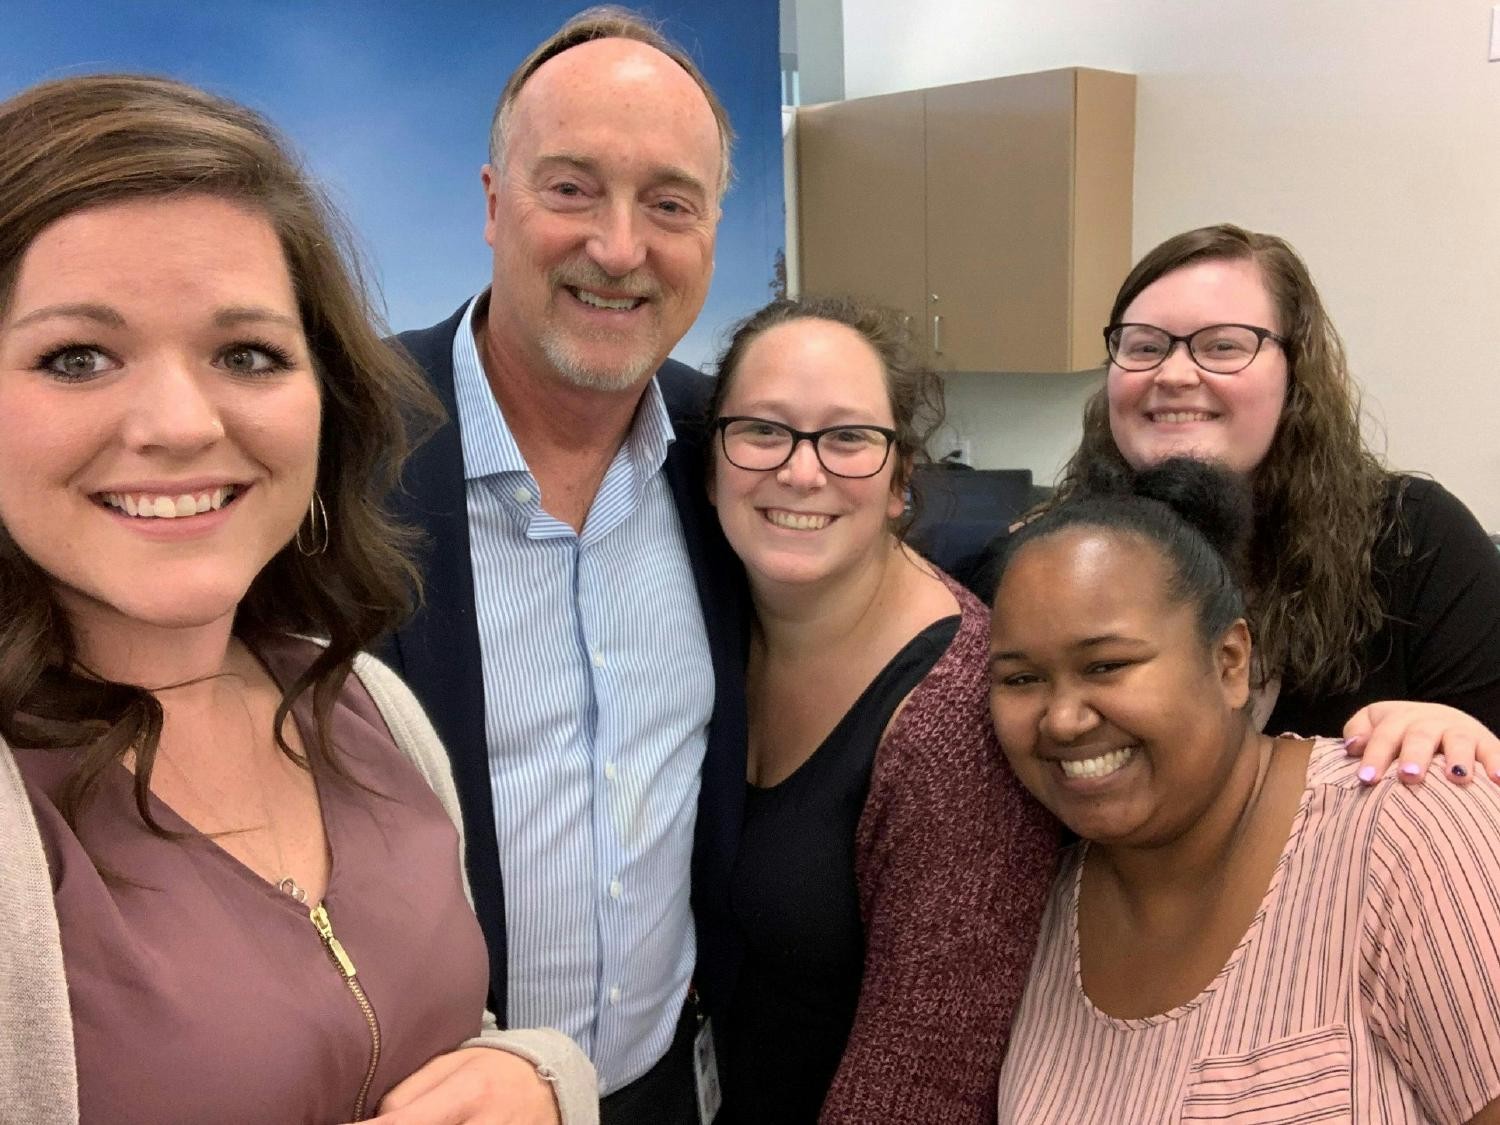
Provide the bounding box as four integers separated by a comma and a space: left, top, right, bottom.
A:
703, 297, 1054, 1124
1051, 223, 1500, 778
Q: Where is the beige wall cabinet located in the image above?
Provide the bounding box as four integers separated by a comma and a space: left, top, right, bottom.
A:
796, 68, 1135, 373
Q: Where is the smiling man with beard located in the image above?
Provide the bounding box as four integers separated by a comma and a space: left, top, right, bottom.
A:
383, 9, 748, 1124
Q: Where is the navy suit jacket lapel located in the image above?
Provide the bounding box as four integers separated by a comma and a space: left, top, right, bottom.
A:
388, 306, 510, 1022
657, 368, 750, 1011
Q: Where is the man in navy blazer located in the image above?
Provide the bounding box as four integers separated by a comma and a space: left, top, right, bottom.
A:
382, 10, 746, 1123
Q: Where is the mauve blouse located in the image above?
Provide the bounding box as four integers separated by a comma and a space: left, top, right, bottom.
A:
14, 639, 491, 1124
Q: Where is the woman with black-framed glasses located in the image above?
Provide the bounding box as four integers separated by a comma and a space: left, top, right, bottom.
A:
700, 296, 1056, 1125
1051, 222, 1500, 779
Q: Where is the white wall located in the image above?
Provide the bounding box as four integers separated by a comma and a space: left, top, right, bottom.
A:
790, 0, 846, 105
839, 0, 1500, 527
935, 370, 1102, 483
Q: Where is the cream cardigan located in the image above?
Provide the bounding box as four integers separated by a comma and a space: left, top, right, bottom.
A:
0, 651, 597, 1125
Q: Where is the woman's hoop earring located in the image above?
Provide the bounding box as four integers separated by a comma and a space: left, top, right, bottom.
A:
296, 490, 330, 556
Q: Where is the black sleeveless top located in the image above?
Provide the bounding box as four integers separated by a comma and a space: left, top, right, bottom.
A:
721, 616, 961, 1123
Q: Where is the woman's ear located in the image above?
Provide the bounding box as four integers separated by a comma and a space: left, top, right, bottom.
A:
1216, 618, 1253, 710
887, 453, 913, 521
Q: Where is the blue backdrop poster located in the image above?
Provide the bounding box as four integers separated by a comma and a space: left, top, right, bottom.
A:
1, 1, 784, 370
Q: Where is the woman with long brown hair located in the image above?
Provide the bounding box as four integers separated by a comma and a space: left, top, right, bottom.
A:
1054, 223, 1500, 779
0, 75, 592, 1124
702, 297, 1055, 1124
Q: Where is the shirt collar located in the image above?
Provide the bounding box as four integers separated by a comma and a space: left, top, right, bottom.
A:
451, 293, 527, 482
450, 290, 678, 485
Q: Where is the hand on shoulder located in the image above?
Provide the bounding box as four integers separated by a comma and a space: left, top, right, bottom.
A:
1344, 700, 1500, 787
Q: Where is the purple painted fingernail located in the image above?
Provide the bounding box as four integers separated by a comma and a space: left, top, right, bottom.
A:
1399, 763, 1422, 779
1451, 764, 1469, 779
1358, 765, 1378, 784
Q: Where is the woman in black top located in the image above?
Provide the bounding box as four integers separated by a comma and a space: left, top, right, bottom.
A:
704, 297, 1055, 1123
1053, 223, 1500, 777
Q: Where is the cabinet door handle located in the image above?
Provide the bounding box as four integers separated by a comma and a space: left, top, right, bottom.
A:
932, 313, 943, 354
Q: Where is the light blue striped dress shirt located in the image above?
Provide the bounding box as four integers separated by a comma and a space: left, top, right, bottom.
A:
449, 297, 714, 1093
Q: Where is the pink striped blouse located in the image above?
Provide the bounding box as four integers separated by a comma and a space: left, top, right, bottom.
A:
997, 737, 1500, 1124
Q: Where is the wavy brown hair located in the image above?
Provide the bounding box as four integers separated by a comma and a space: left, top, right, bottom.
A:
1055, 224, 1393, 694
705, 295, 945, 539
0, 74, 442, 832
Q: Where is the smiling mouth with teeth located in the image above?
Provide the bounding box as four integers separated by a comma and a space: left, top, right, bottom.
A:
1148, 411, 1217, 423
1058, 747, 1136, 780
765, 509, 832, 531
571, 287, 647, 311
99, 485, 240, 519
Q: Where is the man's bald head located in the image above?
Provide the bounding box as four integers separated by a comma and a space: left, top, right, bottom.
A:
489, 5, 733, 200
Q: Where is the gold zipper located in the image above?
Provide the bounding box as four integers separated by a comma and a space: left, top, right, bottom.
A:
309, 902, 382, 1121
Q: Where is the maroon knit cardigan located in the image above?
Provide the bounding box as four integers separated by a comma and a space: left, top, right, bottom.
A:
821, 574, 1059, 1124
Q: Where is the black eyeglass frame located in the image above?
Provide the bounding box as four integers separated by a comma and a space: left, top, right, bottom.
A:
714, 415, 899, 479
1102, 322, 1288, 374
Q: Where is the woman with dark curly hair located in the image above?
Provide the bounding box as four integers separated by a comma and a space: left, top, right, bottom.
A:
701, 297, 1056, 1124
1053, 224, 1500, 780
0, 75, 592, 1124
989, 458, 1500, 1123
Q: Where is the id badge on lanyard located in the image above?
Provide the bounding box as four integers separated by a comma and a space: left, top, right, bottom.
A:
690, 989, 721, 1124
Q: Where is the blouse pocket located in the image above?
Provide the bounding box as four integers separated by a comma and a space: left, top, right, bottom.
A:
1180, 1025, 1352, 1123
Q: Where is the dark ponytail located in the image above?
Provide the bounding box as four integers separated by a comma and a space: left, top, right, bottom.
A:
994, 458, 1252, 644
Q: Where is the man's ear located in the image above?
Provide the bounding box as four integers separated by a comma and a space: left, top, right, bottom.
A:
481, 164, 500, 248
1217, 618, 1253, 710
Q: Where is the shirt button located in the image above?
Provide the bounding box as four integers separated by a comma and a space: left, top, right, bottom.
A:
604, 762, 618, 781
609, 879, 623, 900
608, 985, 622, 1005
591, 649, 605, 668
511, 485, 533, 504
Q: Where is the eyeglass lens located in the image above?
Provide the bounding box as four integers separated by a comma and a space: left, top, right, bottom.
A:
721, 418, 891, 478
1110, 324, 1265, 373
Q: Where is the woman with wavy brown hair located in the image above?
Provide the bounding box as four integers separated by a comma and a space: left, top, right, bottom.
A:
702, 297, 1055, 1124
0, 75, 592, 1124
1054, 223, 1500, 779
